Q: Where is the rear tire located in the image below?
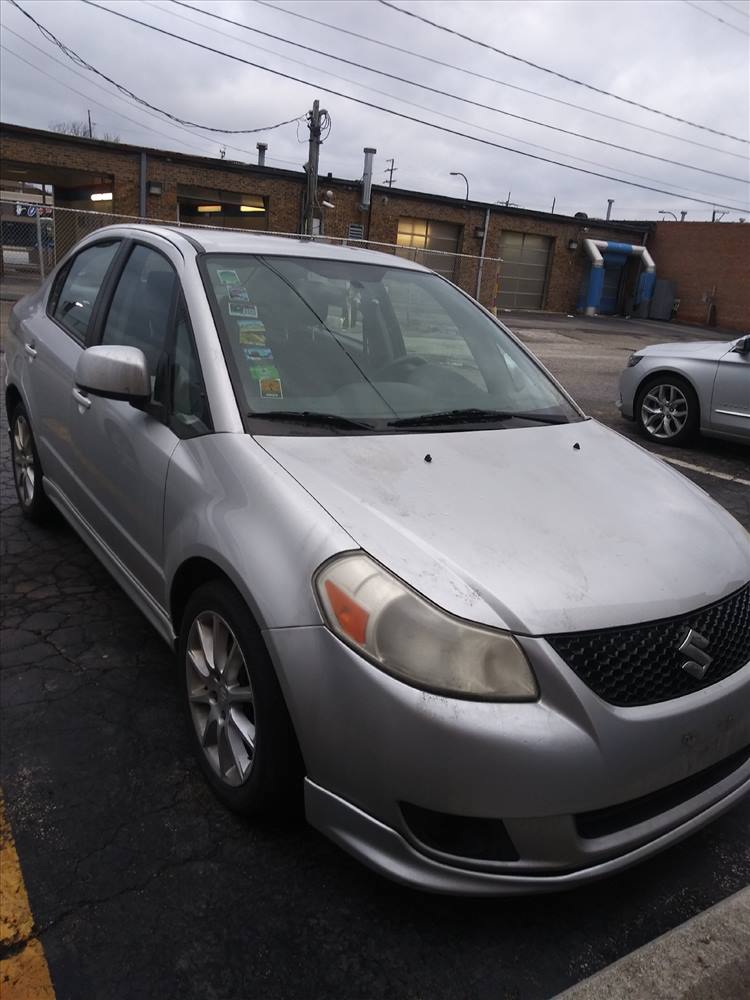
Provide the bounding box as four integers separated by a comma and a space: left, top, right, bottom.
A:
178, 581, 303, 816
635, 374, 699, 447
9, 402, 56, 523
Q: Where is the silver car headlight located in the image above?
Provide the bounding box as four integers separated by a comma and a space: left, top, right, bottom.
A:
315, 553, 538, 700
626, 353, 644, 367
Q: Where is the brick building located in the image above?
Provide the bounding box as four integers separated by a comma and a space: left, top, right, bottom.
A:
1, 122, 748, 330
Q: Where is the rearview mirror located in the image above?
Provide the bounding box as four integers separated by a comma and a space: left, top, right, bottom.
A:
75, 345, 150, 403
732, 336, 750, 355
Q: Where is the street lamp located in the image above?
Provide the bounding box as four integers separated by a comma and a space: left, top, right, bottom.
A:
658, 210, 678, 221
449, 171, 469, 202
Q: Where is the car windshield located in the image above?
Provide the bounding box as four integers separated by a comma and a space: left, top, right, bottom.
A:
201, 254, 581, 433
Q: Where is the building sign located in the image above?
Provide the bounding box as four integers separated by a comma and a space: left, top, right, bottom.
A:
15, 203, 53, 218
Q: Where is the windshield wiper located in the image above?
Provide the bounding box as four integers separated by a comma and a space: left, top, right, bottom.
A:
248, 410, 375, 430
388, 408, 570, 428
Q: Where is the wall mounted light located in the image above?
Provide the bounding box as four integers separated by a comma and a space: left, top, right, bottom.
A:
240, 205, 265, 213
474, 226, 486, 239
568, 239, 579, 250
90, 192, 113, 202
147, 181, 163, 196
197, 205, 222, 213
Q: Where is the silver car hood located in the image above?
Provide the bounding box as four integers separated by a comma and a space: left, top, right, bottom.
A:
258, 420, 750, 635
637, 340, 732, 360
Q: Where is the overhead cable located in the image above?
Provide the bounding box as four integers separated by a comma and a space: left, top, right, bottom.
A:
378, 0, 749, 143
168, 0, 747, 184
48, 0, 750, 211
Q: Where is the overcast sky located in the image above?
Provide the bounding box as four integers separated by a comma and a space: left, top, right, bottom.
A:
2, 0, 749, 220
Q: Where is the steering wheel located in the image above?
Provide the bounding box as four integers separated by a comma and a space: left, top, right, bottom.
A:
374, 354, 429, 380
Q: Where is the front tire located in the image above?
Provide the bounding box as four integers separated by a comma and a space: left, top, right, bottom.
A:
635, 374, 699, 446
9, 402, 56, 523
178, 581, 303, 816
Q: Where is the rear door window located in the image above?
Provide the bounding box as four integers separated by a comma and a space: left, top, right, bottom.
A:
51, 241, 120, 344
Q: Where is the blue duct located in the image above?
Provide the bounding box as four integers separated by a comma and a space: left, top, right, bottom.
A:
583, 239, 656, 317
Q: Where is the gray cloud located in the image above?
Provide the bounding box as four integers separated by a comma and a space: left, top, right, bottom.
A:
2, 0, 748, 219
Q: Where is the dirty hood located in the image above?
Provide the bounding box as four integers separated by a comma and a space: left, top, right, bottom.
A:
258, 420, 750, 635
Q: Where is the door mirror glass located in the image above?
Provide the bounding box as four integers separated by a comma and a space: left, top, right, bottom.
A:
732, 336, 750, 355
75, 345, 150, 402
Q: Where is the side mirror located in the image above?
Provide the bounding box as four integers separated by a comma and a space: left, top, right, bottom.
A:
732, 336, 750, 355
75, 345, 150, 403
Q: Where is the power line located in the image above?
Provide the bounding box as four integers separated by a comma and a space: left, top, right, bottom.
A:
253, 0, 747, 162
378, 0, 749, 143
71, 0, 750, 211
148, 0, 743, 202
167, 0, 747, 184
8, 0, 305, 135
1, 23, 302, 167
716, 0, 749, 18
683, 0, 750, 32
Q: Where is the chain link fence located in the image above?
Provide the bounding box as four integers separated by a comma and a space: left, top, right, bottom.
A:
1, 201, 501, 309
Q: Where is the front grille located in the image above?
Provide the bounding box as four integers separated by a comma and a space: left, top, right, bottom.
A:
546, 583, 750, 706
576, 744, 750, 839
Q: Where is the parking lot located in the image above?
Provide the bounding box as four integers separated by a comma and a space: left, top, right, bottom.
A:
1, 309, 748, 1000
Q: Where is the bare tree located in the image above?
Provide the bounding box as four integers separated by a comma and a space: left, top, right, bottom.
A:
50, 120, 120, 142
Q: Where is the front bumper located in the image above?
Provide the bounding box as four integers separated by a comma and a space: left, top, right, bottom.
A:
265, 625, 750, 895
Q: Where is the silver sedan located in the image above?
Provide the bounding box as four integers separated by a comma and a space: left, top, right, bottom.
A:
6, 225, 750, 895
618, 335, 750, 446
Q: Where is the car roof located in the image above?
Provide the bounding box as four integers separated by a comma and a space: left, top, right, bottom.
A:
92, 224, 432, 273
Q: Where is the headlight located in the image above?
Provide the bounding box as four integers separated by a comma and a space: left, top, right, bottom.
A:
626, 354, 644, 367
315, 553, 538, 700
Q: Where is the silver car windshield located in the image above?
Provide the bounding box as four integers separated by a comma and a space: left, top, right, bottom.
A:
201, 254, 581, 433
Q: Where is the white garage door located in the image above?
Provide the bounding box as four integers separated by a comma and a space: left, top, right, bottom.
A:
496, 232, 553, 310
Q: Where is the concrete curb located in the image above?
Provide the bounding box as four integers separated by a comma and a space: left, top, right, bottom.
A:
556, 886, 750, 999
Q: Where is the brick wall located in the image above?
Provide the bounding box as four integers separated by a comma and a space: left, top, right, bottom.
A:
648, 222, 750, 332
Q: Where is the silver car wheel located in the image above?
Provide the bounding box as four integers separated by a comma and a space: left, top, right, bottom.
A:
186, 611, 256, 788
12, 413, 36, 507
640, 383, 689, 440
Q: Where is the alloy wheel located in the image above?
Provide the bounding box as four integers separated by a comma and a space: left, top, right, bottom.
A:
640, 383, 689, 440
12, 413, 36, 506
186, 611, 256, 787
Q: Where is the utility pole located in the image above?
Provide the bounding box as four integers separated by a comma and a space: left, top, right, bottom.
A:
384, 158, 397, 187
304, 99, 326, 236
87, 109, 93, 139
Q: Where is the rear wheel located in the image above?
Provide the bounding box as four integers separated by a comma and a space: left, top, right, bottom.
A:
9, 402, 56, 523
635, 374, 699, 446
178, 581, 303, 816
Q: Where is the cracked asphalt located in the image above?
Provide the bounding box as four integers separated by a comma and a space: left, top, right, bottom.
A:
1, 311, 749, 1000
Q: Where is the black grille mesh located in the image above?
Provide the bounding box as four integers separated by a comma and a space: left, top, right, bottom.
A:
547, 584, 750, 706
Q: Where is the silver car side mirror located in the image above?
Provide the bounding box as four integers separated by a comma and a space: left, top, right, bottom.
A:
75, 345, 151, 403
732, 336, 750, 355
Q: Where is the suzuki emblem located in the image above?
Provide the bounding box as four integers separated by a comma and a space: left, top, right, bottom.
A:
678, 628, 713, 680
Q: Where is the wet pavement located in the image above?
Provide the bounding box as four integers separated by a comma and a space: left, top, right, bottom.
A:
1, 313, 748, 1000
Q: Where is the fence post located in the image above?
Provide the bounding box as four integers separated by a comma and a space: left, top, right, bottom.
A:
35, 211, 45, 280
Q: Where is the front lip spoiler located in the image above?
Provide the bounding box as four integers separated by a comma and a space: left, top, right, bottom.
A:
304, 775, 750, 897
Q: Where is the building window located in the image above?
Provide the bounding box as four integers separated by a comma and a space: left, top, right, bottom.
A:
395, 217, 461, 279
176, 185, 267, 230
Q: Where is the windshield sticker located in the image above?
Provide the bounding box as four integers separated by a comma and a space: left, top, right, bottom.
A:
243, 346, 274, 361
248, 363, 279, 381
228, 302, 259, 318
228, 287, 250, 301
217, 268, 240, 285
259, 376, 283, 399
239, 328, 267, 346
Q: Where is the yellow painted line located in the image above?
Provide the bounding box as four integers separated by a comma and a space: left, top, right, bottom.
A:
0, 791, 55, 1000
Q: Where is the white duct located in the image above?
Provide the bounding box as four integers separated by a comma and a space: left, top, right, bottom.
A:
361, 147, 376, 209
582, 238, 655, 316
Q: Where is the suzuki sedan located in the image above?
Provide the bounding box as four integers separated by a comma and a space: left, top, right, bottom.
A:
7, 225, 750, 895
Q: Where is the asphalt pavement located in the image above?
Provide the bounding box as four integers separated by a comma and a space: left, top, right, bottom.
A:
1, 311, 748, 1000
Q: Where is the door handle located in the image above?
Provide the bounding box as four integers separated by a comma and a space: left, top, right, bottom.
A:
72, 387, 92, 409
24, 342, 37, 358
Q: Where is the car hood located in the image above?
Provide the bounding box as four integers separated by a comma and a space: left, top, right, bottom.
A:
636, 340, 732, 360
258, 420, 750, 635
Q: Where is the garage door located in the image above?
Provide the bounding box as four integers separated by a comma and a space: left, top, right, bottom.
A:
496, 232, 552, 310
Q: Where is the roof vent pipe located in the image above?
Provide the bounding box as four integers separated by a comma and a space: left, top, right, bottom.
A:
361, 147, 376, 209
256, 143, 267, 167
